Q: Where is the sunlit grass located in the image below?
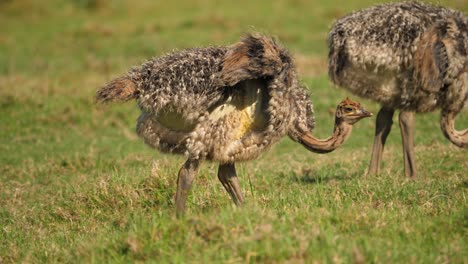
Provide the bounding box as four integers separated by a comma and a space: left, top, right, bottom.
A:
1, 0, 467, 263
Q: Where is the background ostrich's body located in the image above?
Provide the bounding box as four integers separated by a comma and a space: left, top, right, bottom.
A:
328, 1, 467, 177
97, 34, 371, 214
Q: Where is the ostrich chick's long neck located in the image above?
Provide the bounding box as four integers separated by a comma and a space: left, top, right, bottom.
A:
297, 119, 353, 154
440, 110, 468, 148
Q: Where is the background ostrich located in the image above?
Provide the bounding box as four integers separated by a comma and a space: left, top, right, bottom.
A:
328, 1, 467, 177
96, 34, 372, 214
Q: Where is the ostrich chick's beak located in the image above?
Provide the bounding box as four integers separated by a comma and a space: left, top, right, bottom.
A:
359, 108, 373, 118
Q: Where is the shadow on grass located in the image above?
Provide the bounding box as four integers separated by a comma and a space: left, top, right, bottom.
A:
288, 167, 356, 185
297, 174, 349, 184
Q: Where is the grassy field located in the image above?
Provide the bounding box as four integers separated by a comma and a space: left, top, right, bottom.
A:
1, 0, 467, 263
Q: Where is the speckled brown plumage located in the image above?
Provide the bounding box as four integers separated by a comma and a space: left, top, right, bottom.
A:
328, 1, 467, 177
96, 33, 371, 213
98, 34, 314, 163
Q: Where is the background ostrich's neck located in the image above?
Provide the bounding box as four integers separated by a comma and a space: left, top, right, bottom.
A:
297, 119, 353, 154
440, 110, 468, 148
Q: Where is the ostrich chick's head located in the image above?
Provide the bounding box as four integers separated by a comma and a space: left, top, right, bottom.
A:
335, 98, 372, 125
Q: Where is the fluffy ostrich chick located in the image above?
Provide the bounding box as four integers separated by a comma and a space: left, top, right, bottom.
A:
97, 34, 372, 214
328, 1, 467, 177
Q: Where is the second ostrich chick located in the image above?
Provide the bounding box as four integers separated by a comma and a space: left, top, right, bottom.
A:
328, 1, 467, 177
97, 34, 372, 214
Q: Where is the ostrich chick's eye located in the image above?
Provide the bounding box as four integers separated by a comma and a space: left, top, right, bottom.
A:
344, 107, 353, 113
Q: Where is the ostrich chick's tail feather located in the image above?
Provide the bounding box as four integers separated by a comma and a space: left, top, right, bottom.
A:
95, 77, 139, 103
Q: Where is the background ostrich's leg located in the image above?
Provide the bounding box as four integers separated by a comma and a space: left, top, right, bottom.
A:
368, 107, 395, 175
218, 163, 244, 206
399, 111, 417, 177
175, 159, 200, 215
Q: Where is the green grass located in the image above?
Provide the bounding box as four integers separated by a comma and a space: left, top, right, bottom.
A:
1, 0, 467, 263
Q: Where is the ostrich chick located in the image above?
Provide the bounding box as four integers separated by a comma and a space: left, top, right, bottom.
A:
328, 1, 467, 177
97, 34, 372, 214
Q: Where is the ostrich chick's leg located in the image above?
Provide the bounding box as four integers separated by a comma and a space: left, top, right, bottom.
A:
175, 159, 200, 215
368, 107, 395, 175
218, 163, 244, 206
399, 111, 417, 177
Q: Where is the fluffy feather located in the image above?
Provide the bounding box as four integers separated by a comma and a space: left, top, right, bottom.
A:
97, 33, 315, 163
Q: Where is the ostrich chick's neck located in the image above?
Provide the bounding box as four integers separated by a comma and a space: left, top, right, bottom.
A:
298, 119, 353, 154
